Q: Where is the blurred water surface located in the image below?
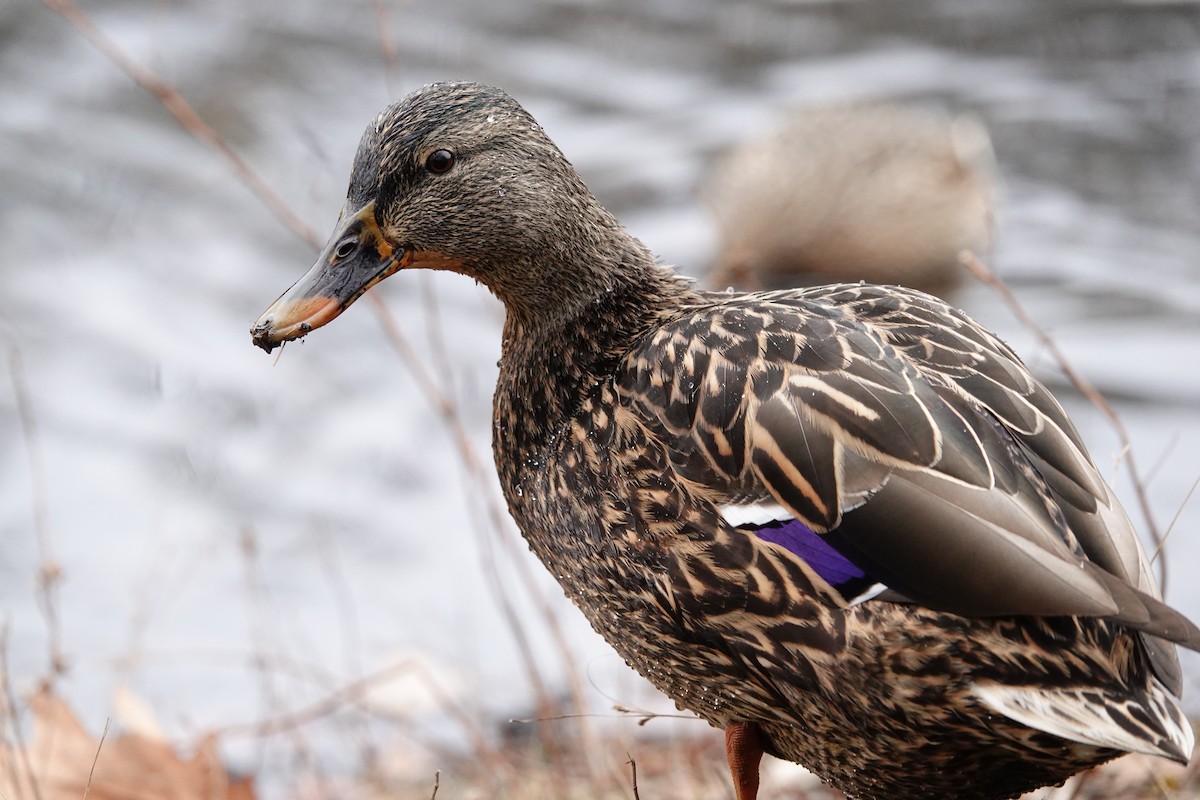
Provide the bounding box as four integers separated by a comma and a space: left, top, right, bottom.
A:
1, 0, 1198, 787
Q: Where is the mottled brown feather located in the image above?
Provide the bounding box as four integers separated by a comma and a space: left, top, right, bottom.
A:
254, 82, 1198, 800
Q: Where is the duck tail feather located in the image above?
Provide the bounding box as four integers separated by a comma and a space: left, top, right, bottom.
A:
971, 678, 1194, 765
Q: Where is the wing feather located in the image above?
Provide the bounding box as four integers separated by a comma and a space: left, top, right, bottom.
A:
618, 285, 1200, 660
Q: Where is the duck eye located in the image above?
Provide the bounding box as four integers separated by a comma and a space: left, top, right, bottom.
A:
425, 149, 455, 174
334, 236, 359, 260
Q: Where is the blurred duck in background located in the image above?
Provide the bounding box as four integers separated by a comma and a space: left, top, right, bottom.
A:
704, 103, 996, 295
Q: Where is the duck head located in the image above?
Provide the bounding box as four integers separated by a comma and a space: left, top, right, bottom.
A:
251, 81, 638, 353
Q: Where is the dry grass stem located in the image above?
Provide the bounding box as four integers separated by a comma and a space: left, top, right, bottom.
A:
1143, 434, 1181, 487
81, 718, 111, 800
0, 624, 45, 800
373, 285, 592, 766
367, 294, 588, 783
370, 0, 403, 98
36, 0, 322, 250
1063, 769, 1091, 800
219, 654, 517, 784
612, 704, 703, 728
219, 658, 411, 737
40, 0, 590, 775
8, 349, 64, 680
238, 530, 284, 737
1155, 475, 1200, 568
313, 533, 365, 680
237, 527, 330, 781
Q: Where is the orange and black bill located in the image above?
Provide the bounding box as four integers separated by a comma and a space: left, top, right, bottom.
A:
250, 201, 408, 353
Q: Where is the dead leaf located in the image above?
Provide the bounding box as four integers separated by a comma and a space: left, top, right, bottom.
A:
1, 689, 255, 800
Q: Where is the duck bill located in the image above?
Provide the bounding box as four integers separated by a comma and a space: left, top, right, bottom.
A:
250, 202, 409, 353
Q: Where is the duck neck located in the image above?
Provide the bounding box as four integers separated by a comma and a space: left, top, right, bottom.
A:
492, 232, 698, 466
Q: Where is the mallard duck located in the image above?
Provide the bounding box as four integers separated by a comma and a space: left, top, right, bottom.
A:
704, 102, 995, 294
250, 82, 1198, 800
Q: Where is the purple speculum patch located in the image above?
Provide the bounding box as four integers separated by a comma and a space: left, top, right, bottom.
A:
749, 517, 867, 588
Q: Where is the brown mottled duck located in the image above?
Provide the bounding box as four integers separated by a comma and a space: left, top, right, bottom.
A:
251, 82, 1198, 800
704, 102, 995, 295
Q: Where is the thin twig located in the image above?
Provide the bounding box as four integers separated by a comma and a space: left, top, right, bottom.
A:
408, 269, 594, 778
510, 707, 701, 726
960, 251, 1167, 590
98, 640, 515, 774
314, 531, 365, 680
81, 718, 111, 799
370, 0, 403, 98
372, 287, 589, 762
8, 349, 65, 679
1154, 474, 1200, 568
416, 274, 455, 406
223, 653, 516, 781
219, 658, 419, 738
1144, 433, 1181, 488
0, 623, 45, 800
41, 3, 592, 790
1062, 768, 1092, 800
240, 527, 325, 783
1146, 766, 1174, 800
429, 770, 440, 800
372, 288, 596, 789
37, 0, 322, 250
218, 655, 510, 770
367, 297, 556, 698
613, 704, 704, 728
628, 755, 641, 800
43, 0, 569, 705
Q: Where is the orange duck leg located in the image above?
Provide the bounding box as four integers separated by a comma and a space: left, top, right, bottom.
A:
726, 722, 766, 800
